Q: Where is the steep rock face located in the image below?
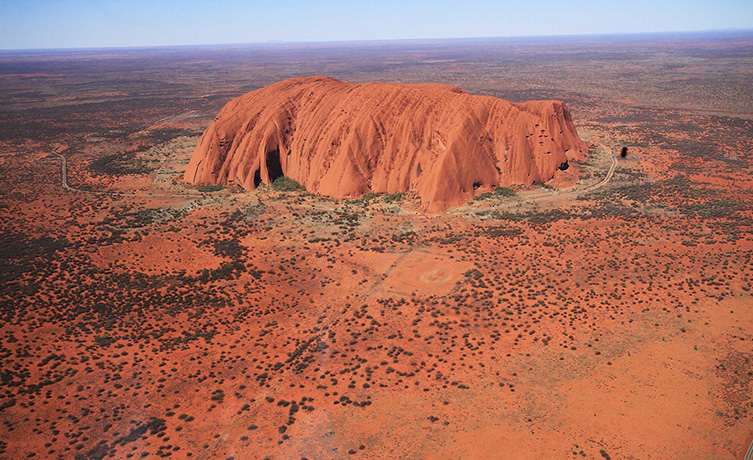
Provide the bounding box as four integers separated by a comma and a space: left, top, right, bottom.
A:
185, 76, 586, 212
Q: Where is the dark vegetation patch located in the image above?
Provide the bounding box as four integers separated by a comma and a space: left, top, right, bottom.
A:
197, 184, 224, 193
271, 176, 305, 191
210, 238, 247, 258
110, 417, 167, 447
0, 232, 71, 289
474, 187, 517, 201
140, 128, 200, 144
89, 151, 153, 176
227, 202, 266, 222
481, 226, 524, 238
100, 206, 186, 233
350, 192, 406, 206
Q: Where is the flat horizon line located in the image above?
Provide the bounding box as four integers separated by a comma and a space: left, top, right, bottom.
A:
1, 27, 752, 53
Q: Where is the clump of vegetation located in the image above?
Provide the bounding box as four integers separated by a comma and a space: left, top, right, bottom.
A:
197, 184, 224, 192
142, 128, 200, 144
332, 211, 360, 229
525, 208, 576, 224
352, 192, 380, 206
352, 193, 379, 206
484, 210, 520, 221
113, 417, 167, 446
195, 260, 247, 282
210, 237, 246, 258
113, 207, 185, 228
463, 269, 484, 280
494, 187, 516, 197
89, 151, 153, 176
383, 192, 406, 203
211, 389, 225, 403
272, 176, 305, 191
227, 202, 266, 223
94, 335, 116, 347
351, 191, 406, 206
475, 186, 517, 201
484, 226, 523, 238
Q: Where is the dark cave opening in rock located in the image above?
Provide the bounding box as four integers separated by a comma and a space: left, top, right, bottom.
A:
558, 161, 569, 171
266, 148, 284, 183
253, 168, 262, 188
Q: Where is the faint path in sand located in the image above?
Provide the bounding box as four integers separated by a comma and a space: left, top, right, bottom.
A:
449, 142, 619, 216
46, 148, 203, 199
744, 436, 753, 460
584, 144, 618, 192
46, 136, 618, 210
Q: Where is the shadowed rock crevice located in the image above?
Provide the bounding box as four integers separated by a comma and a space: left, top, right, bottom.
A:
253, 168, 262, 188
265, 148, 284, 183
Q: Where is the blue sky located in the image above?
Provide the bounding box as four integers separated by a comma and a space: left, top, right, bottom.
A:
1, 0, 752, 49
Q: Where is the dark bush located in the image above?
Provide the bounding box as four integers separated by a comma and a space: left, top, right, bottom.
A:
197, 184, 224, 193
271, 176, 305, 191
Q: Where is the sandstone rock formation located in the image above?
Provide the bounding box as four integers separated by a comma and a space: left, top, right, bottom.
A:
185, 76, 586, 212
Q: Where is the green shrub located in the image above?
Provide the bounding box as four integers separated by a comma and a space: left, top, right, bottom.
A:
197, 184, 224, 193
94, 335, 115, 347
271, 176, 305, 191
383, 192, 406, 203
90, 151, 153, 176
475, 187, 517, 201
494, 187, 516, 197
352, 192, 380, 206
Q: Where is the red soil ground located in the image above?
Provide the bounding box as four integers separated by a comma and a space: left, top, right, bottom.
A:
1, 34, 752, 460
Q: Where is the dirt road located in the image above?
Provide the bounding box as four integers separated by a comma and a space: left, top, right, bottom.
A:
47, 148, 202, 199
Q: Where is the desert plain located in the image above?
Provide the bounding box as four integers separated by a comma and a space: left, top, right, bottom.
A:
1, 31, 752, 459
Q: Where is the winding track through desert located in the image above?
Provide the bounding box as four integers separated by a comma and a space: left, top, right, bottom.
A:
48, 149, 203, 198
465, 143, 618, 216
48, 141, 617, 201
589, 144, 618, 191
745, 437, 753, 460
47, 142, 618, 208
